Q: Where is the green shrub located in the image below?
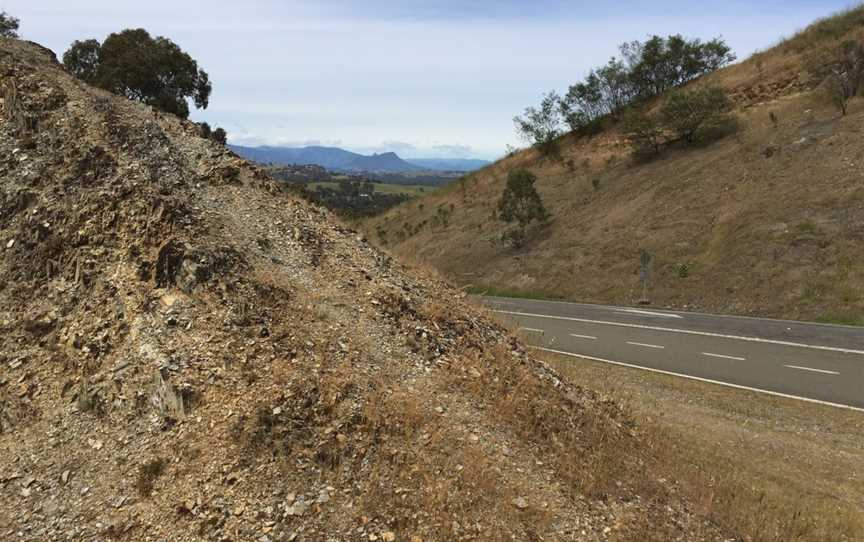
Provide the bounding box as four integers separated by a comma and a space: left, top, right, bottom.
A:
514, 92, 562, 157
661, 85, 734, 143
622, 108, 664, 158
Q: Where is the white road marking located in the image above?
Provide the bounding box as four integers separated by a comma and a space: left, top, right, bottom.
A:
702, 352, 746, 361
570, 333, 597, 340
529, 346, 864, 413
627, 341, 665, 349
784, 365, 840, 375
519, 327, 545, 334
490, 310, 864, 355
615, 308, 682, 319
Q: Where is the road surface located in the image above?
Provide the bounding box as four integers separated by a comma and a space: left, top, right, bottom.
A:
480, 296, 864, 411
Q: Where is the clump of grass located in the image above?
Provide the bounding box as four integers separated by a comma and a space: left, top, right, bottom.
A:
815, 312, 864, 326
674, 262, 691, 279
464, 285, 563, 301
796, 221, 818, 235
136, 457, 167, 497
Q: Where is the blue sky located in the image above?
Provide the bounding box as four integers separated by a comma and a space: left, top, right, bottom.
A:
7, 1, 855, 159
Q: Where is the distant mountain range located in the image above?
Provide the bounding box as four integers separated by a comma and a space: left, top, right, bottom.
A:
229, 145, 489, 173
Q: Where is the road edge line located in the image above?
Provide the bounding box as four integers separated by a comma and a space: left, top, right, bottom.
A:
529, 346, 864, 413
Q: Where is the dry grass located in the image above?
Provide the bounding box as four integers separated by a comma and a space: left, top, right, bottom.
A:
540, 351, 864, 542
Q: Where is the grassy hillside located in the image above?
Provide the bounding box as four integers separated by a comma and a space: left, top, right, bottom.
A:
364, 6, 864, 322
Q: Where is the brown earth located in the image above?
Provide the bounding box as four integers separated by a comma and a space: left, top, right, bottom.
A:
364, 8, 864, 323
0, 39, 733, 541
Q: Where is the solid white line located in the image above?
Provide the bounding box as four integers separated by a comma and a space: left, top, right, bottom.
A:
703, 352, 746, 361
519, 327, 545, 334
616, 308, 682, 319
570, 333, 597, 340
627, 341, 665, 349
529, 346, 864, 413
481, 296, 864, 331
784, 365, 840, 375
491, 309, 864, 355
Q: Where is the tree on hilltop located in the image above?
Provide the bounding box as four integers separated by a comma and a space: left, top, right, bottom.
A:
514, 91, 563, 157
0, 11, 20, 38
63, 29, 211, 119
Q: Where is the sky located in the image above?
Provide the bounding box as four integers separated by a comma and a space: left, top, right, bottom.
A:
5, 1, 855, 159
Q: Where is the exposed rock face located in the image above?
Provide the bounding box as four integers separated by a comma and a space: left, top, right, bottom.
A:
0, 39, 724, 541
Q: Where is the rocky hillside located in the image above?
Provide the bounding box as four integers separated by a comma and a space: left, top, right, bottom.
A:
365, 7, 864, 323
0, 39, 727, 541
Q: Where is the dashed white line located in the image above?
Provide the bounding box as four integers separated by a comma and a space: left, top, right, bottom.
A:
626, 341, 665, 349
528, 346, 864, 413
570, 333, 597, 340
519, 327, 545, 334
784, 365, 840, 375
702, 352, 746, 361
615, 308, 682, 319
489, 309, 864, 355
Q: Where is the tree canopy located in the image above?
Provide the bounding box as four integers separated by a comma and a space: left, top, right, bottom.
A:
513, 91, 563, 155
0, 11, 20, 38
63, 29, 211, 118
516, 34, 735, 146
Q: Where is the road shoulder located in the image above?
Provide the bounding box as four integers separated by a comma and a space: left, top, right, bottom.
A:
539, 351, 864, 541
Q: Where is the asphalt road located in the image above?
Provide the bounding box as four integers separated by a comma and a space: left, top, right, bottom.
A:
480, 296, 864, 411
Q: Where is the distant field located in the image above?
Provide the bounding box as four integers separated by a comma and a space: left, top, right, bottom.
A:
308, 181, 437, 196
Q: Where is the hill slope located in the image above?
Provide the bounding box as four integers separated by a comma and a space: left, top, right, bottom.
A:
364, 9, 864, 322
0, 39, 725, 541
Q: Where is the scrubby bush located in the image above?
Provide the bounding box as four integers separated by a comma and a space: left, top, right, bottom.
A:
0, 11, 19, 38
497, 169, 549, 247
622, 85, 735, 158
198, 123, 228, 145
622, 108, 664, 158
660, 85, 733, 143
822, 40, 864, 115
514, 92, 562, 156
